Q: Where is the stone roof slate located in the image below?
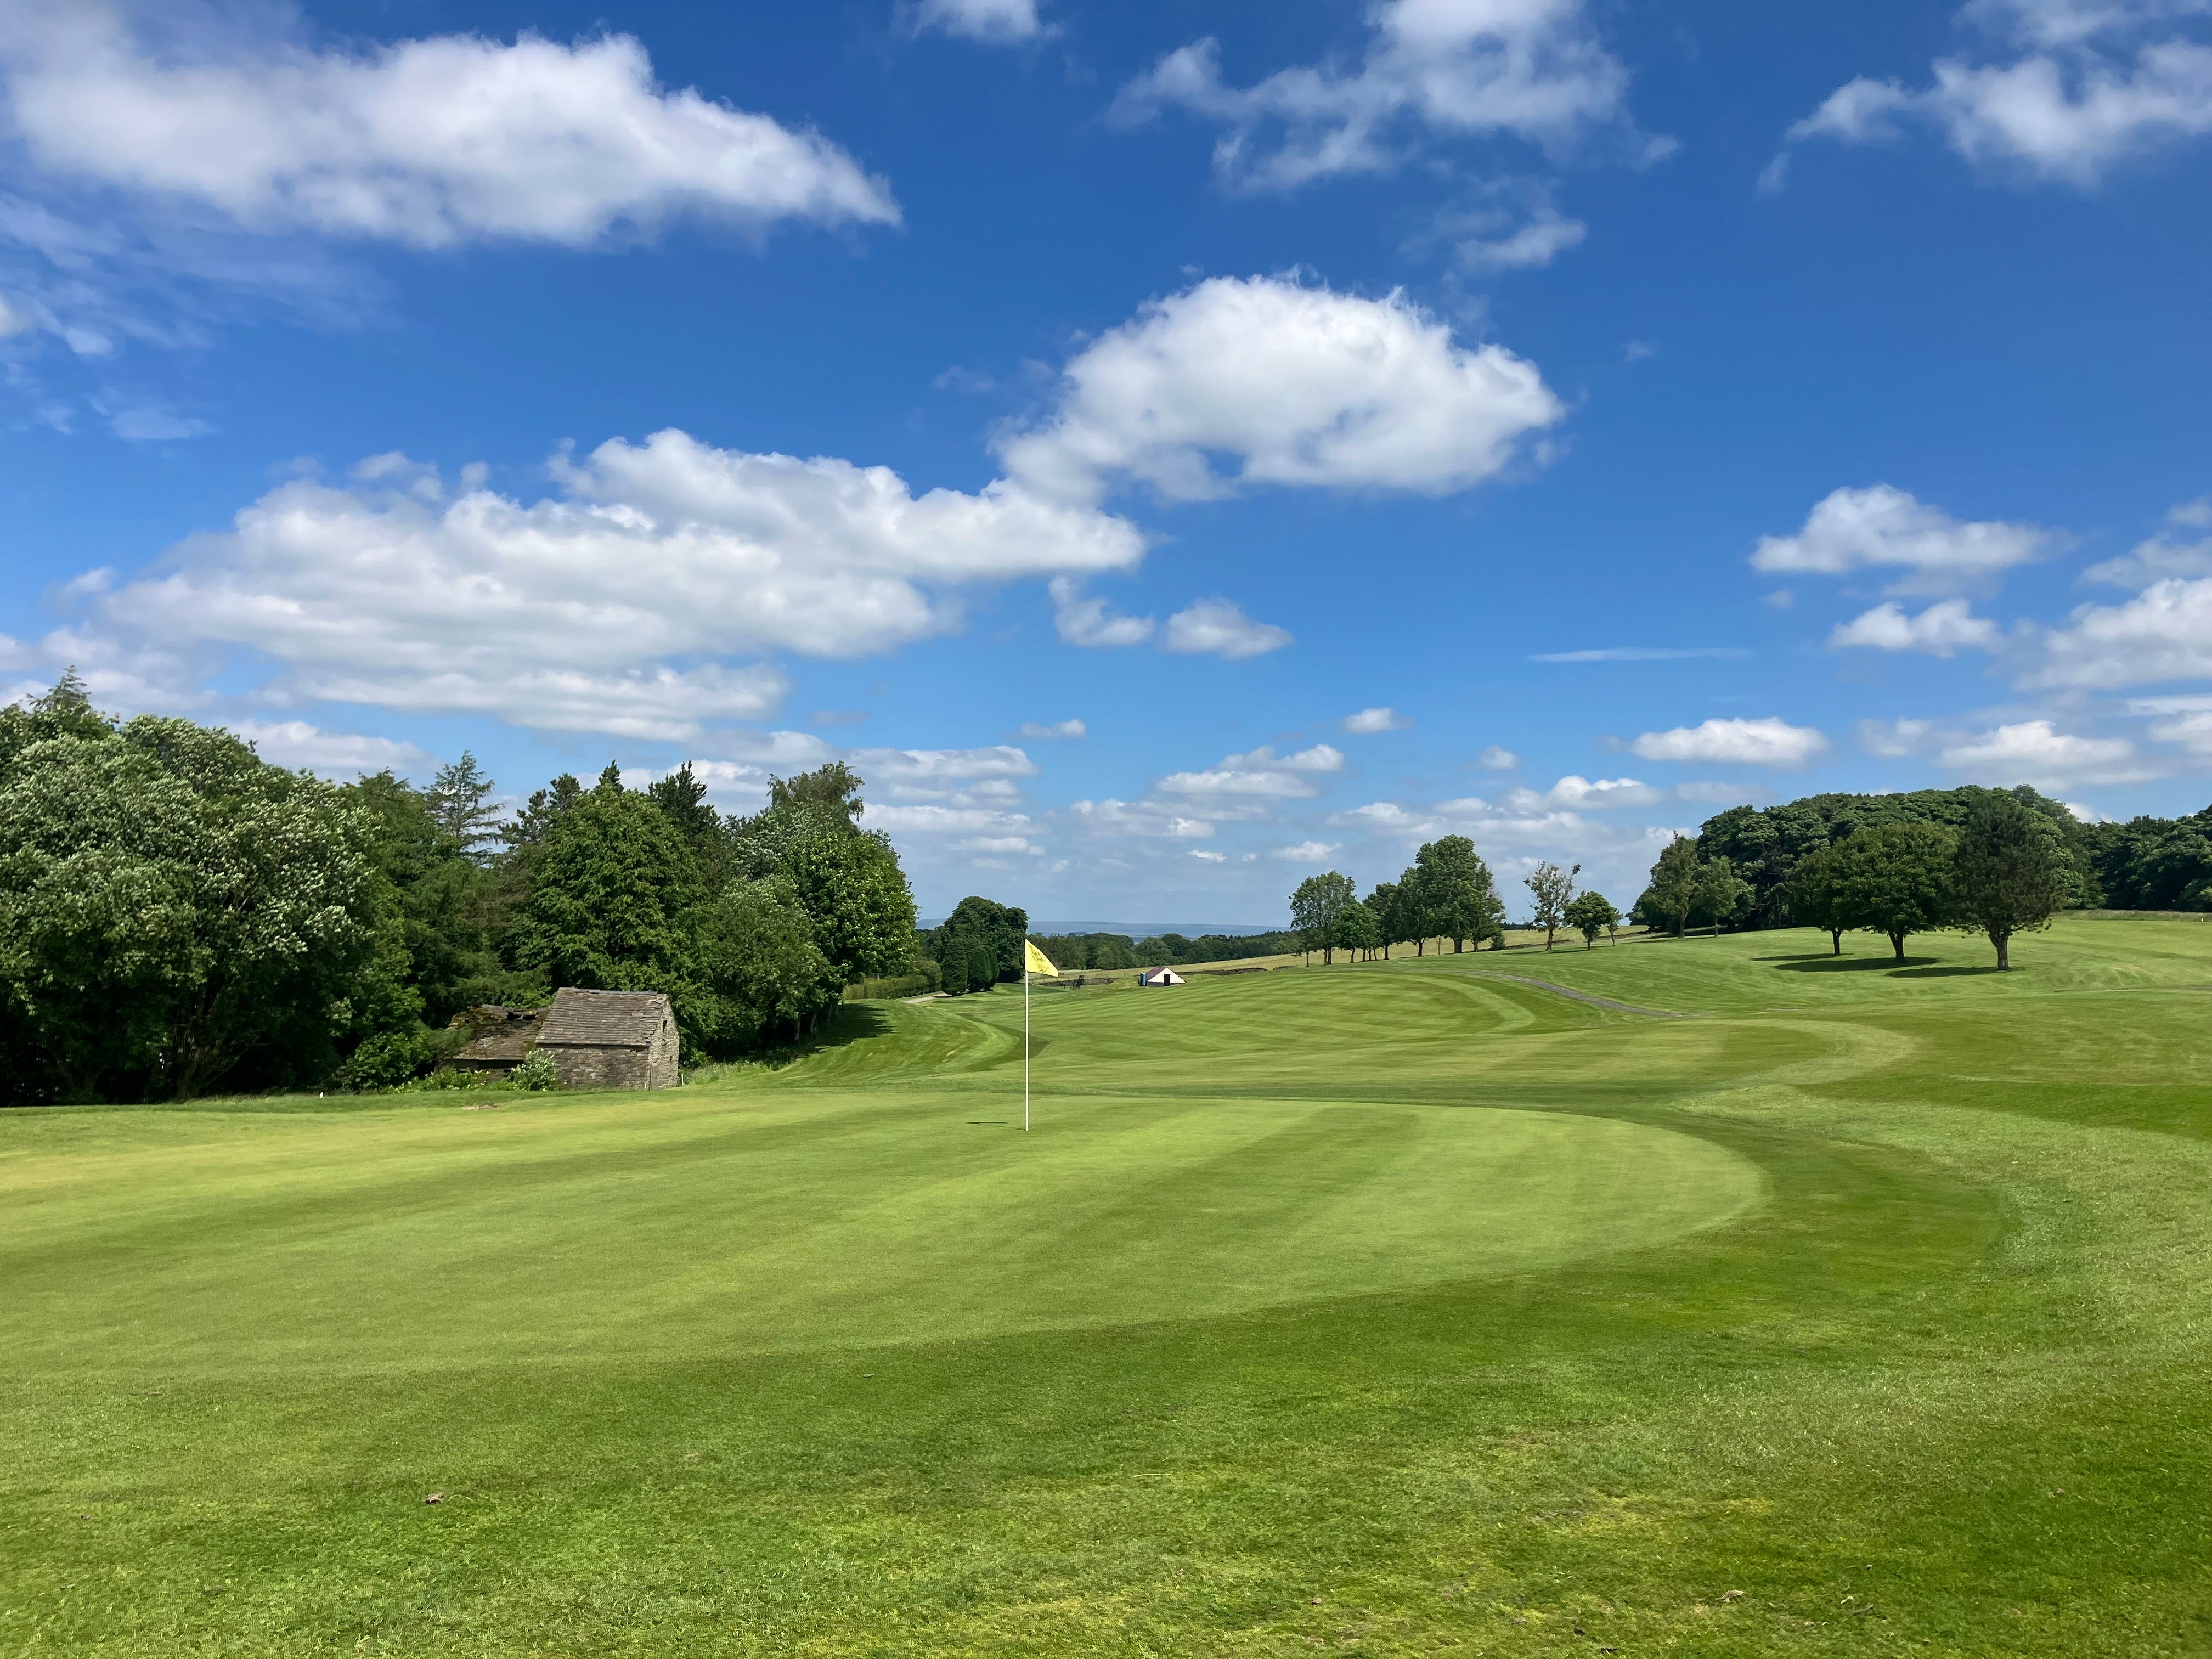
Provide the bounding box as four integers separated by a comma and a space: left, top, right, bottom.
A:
536, 988, 674, 1049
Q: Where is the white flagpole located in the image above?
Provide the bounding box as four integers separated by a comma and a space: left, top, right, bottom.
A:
1024, 964, 1031, 1132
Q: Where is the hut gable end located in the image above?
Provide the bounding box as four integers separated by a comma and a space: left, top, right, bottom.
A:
535, 988, 681, 1091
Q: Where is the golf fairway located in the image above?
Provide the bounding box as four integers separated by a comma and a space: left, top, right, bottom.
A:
3, 915, 2209, 1656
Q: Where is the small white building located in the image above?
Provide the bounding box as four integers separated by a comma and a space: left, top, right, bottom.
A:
1138, 968, 1186, 987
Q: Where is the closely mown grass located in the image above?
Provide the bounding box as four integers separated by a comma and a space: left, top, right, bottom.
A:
3, 915, 2208, 1655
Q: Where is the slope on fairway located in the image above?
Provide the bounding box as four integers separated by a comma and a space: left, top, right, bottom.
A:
4, 913, 2210, 1657
0, 1092, 1758, 1374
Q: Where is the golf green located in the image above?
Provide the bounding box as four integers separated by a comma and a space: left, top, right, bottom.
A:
0, 1096, 1759, 1373
4, 914, 2210, 1656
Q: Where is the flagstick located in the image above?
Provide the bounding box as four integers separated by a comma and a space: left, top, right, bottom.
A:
1023, 967, 1031, 1133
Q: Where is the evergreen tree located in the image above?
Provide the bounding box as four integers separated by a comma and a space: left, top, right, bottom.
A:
427, 751, 501, 857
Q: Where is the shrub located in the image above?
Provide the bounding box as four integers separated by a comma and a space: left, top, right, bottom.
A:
510, 1051, 561, 1092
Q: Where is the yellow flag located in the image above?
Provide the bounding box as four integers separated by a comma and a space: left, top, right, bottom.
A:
1023, 940, 1059, 978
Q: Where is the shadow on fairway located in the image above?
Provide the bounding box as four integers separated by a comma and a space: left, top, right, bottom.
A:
1892, 964, 2006, 979
1774, 956, 1942, 973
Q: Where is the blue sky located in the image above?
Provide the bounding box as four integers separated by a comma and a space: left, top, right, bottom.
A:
4, 0, 2211, 923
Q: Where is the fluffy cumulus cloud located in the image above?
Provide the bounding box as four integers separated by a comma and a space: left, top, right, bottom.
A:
1163, 599, 1293, 659
1111, 0, 1640, 192
0, 4, 898, 249
1068, 799, 1217, 839
1630, 718, 1830, 768
1506, 774, 1666, 809
997, 276, 1563, 504
1342, 706, 1410, 733
1049, 578, 1155, 648
1477, 744, 1521, 769
913, 0, 1042, 43
224, 719, 432, 776
1751, 486, 2059, 596
1938, 719, 2157, 786
75, 433, 1143, 740
2142, 695, 2212, 753
2083, 532, 2212, 586
1155, 743, 1344, 804
1830, 597, 2004, 654
1270, 840, 1341, 862
2030, 575, 2212, 687
1782, 0, 2212, 185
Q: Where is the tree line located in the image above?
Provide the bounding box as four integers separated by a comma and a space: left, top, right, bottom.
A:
1287, 838, 1624, 963
1637, 785, 2099, 969
0, 677, 919, 1104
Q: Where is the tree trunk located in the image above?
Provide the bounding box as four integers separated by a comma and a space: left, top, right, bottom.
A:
1830, 928, 1842, 956
1994, 929, 2011, 971
1890, 930, 1907, 962
1323, 945, 1334, 964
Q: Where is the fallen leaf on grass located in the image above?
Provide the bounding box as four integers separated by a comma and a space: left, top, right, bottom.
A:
424, 1493, 443, 1504
1720, 1589, 1745, 1602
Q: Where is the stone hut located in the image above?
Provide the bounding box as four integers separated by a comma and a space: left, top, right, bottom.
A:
534, 989, 681, 1091
448, 1005, 546, 1076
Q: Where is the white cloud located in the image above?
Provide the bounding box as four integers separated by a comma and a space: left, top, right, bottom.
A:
1164, 599, 1293, 660
2169, 494, 2212, 527
1476, 744, 1520, 769
1752, 486, 2059, 596
1630, 717, 1830, 768
1507, 774, 1666, 809
1017, 718, 1087, 740
1111, 0, 1640, 192
997, 275, 1562, 504
1830, 598, 2003, 655
2030, 575, 2212, 686
108, 404, 213, 441
0, 5, 898, 248
1856, 717, 1942, 758
1270, 840, 1341, 863
1342, 706, 1410, 733
1068, 799, 1216, 839
870, 804, 1035, 836
1423, 183, 1590, 272
1049, 577, 1155, 647
851, 745, 1038, 785
1189, 848, 1229, 862
956, 835, 1042, 855
2082, 533, 2212, 586
224, 718, 431, 776
2148, 707, 2212, 752
1939, 719, 2158, 785
1155, 743, 1342, 803
1782, 1, 2212, 185
913, 0, 1043, 43
87, 432, 1142, 741
0, 294, 30, 336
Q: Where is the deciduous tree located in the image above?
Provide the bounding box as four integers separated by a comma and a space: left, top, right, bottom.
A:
1954, 794, 2070, 970
1562, 890, 1621, 949
1525, 860, 1580, 951
1290, 871, 1356, 964
1826, 822, 1957, 962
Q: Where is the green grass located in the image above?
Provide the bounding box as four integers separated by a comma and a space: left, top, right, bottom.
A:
4, 916, 2210, 1655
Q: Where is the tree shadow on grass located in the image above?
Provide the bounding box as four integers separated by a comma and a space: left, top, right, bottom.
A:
1773, 956, 1942, 973
1891, 964, 2006, 979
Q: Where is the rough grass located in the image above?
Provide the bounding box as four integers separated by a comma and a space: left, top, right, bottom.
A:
3, 915, 2209, 1655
